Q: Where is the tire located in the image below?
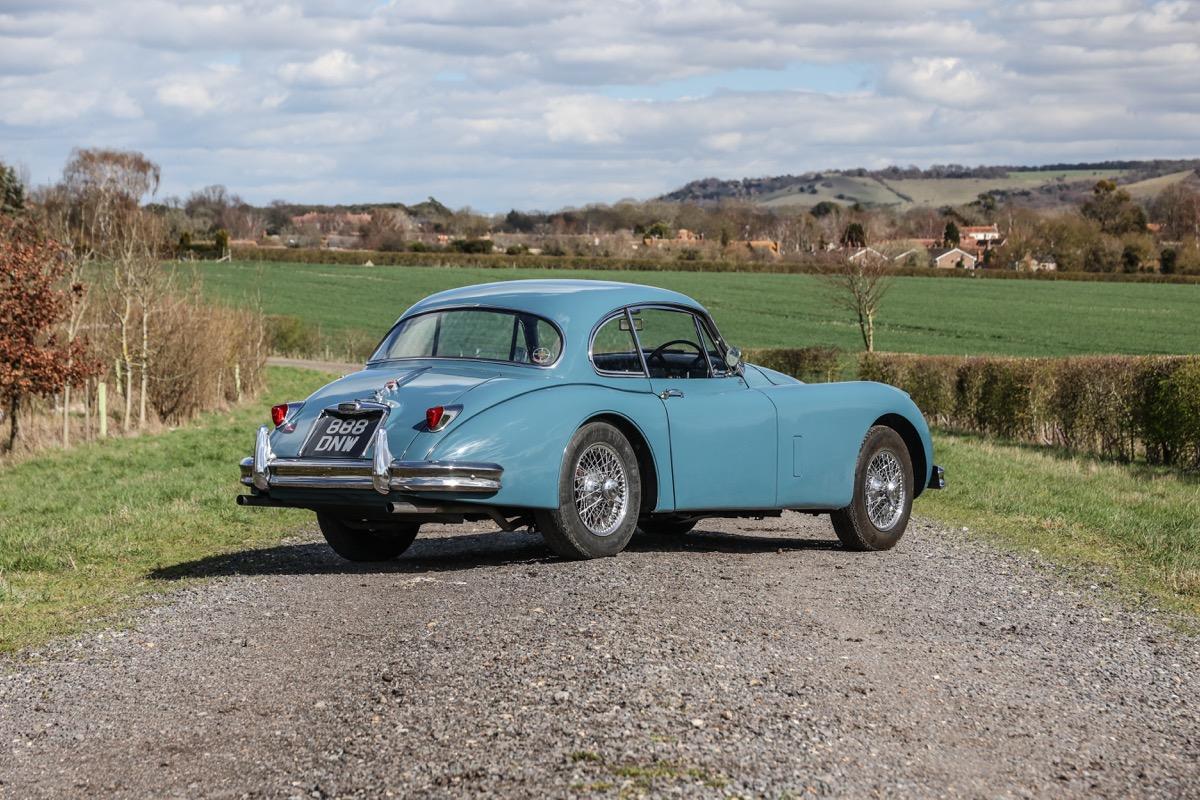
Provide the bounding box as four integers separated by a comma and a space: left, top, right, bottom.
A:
830, 426, 914, 552
317, 513, 419, 562
638, 516, 697, 536
535, 422, 641, 559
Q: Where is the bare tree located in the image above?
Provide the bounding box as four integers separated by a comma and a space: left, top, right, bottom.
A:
826, 254, 892, 352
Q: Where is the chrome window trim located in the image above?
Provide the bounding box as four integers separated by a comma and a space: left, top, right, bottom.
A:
366, 304, 565, 370
587, 307, 649, 378
588, 301, 732, 380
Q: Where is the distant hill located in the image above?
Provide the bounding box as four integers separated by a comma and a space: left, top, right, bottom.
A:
659, 159, 1200, 210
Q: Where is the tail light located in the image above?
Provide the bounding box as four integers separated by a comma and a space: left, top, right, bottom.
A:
270, 401, 304, 429
425, 404, 462, 432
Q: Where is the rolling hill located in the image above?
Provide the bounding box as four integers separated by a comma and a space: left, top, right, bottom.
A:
661, 160, 1200, 210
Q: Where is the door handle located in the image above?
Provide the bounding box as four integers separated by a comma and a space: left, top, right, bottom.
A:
658, 389, 685, 400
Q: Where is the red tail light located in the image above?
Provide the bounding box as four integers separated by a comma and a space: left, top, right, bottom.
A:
271, 404, 289, 427
425, 406, 444, 430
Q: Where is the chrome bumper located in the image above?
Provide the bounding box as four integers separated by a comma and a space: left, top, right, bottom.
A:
240, 426, 502, 495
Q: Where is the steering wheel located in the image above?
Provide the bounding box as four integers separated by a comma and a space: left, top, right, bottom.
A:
647, 339, 708, 374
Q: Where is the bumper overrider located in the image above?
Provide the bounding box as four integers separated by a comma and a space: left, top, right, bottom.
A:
928, 465, 946, 490
239, 426, 502, 496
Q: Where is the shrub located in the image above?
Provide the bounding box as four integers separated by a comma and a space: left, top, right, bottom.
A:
744, 347, 841, 383
860, 352, 1200, 468
266, 315, 321, 356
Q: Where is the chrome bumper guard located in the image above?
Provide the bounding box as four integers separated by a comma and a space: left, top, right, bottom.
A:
240, 426, 502, 495
928, 464, 946, 490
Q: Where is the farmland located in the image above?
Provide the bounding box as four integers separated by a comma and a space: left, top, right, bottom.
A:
177, 260, 1200, 358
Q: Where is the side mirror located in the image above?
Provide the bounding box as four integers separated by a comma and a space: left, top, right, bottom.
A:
726, 346, 744, 376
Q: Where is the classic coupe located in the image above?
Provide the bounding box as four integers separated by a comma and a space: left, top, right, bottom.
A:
239, 279, 943, 560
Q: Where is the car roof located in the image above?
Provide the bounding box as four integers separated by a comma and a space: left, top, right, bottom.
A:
402, 279, 707, 330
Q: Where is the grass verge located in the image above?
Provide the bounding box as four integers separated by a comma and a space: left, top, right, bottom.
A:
920, 432, 1200, 618
0, 366, 332, 653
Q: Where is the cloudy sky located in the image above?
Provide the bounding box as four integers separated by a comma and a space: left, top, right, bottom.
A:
2, 1, 1198, 210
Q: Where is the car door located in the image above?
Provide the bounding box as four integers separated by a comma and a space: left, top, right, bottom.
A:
632, 306, 777, 511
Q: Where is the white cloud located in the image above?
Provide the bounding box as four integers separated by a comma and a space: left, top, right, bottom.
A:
0, 0, 1197, 209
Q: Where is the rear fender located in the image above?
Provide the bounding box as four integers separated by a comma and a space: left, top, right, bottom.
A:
413, 384, 674, 510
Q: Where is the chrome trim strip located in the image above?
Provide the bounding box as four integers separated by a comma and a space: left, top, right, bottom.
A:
239, 448, 503, 494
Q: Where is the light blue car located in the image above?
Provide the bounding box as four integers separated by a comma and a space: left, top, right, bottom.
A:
239, 279, 943, 560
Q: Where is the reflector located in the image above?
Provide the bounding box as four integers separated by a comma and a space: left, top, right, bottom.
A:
425, 406, 444, 430
271, 404, 288, 427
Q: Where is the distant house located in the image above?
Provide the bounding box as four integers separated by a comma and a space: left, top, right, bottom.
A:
1013, 253, 1057, 272
892, 247, 928, 267
929, 247, 977, 269
734, 239, 780, 258
960, 224, 1001, 244
848, 247, 887, 263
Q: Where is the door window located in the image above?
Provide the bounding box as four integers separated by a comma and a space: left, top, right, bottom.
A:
632, 308, 711, 379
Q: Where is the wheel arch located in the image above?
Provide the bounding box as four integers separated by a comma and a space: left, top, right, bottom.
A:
873, 413, 928, 498
581, 412, 661, 516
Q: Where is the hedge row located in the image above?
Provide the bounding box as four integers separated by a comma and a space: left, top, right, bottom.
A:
745, 346, 842, 383
860, 352, 1200, 467
228, 246, 1200, 284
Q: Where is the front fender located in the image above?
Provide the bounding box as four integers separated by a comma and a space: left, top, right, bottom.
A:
759, 381, 934, 509
415, 384, 674, 511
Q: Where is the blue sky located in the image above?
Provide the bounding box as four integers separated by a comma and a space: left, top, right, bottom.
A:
2, 1, 1198, 211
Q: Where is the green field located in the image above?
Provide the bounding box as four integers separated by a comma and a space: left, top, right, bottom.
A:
0, 367, 330, 652
178, 261, 1200, 358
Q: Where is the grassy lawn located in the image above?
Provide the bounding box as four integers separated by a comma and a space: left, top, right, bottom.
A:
177, 261, 1200, 358
0, 366, 332, 653
921, 433, 1200, 618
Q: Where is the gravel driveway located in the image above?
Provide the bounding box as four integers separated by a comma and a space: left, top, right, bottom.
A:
2, 514, 1197, 798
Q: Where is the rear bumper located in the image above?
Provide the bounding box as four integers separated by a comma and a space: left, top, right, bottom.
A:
927, 464, 946, 490
239, 425, 502, 495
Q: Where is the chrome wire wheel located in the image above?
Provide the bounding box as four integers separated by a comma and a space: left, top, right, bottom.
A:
572, 442, 629, 537
865, 449, 906, 531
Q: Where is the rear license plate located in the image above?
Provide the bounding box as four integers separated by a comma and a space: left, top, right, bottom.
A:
300, 414, 381, 458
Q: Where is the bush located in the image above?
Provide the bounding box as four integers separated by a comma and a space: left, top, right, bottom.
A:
860, 352, 1200, 468
266, 315, 321, 356
744, 347, 841, 383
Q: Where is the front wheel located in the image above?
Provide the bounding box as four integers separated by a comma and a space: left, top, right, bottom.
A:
535, 422, 641, 559
317, 514, 419, 562
830, 426, 913, 551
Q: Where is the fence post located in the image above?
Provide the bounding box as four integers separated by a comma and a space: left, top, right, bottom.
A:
234, 363, 242, 403
98, 382, 107, 439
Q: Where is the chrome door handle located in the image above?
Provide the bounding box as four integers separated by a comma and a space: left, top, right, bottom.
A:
658, 389, 684, 400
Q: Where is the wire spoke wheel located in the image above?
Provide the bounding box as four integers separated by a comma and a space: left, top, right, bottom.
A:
573, 442, 629, 536
864, 449, 905, 531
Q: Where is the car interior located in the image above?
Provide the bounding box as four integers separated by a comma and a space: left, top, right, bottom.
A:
591, 307, 730, 379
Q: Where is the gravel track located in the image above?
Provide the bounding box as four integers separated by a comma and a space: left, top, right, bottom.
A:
1, 514, 1197, 798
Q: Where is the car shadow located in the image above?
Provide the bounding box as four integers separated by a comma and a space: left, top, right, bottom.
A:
148, 523, 843, 581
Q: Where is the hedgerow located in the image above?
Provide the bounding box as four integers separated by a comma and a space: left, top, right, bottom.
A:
229, 246, 1200, 284
859, 352, 1200, 468
744, 347, 842, 383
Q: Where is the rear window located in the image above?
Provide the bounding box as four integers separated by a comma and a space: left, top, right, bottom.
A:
369, 309, 562, 366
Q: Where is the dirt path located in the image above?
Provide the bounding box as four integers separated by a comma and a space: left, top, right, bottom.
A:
2, 515, 1197, 798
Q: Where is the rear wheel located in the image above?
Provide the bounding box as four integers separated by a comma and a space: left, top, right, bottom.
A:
830, 426, 913, 552
317, 513, 419, 562
638, 516, 697, 536
535, 422, 641, 559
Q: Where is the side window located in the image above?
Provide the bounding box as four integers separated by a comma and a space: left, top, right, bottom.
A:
591, 314, 644, 375
633, 308, 711, 379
